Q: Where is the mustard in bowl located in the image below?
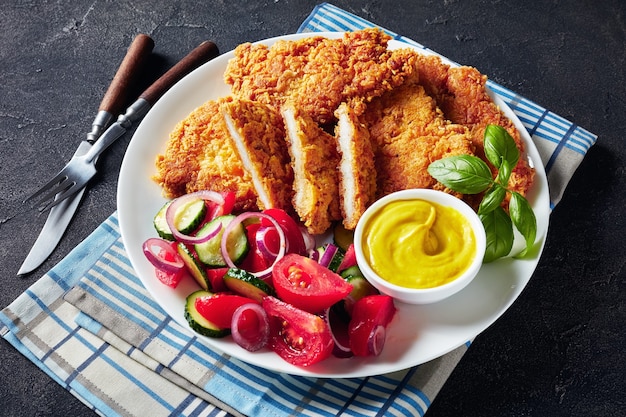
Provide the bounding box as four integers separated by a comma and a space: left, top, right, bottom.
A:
354, 189, 486, 304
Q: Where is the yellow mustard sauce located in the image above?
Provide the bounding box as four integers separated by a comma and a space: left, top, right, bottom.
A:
362, 199, 477, 289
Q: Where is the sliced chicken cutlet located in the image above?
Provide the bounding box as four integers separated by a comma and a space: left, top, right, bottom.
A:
219, 97, 294, 211
334, 101, 377, 230
224, 36, 324, 108
414, 54, 535, 198
224, 28, 417, 125
361, 80, 475, 198
153, 99, 258, 212
281, 102, 341, 234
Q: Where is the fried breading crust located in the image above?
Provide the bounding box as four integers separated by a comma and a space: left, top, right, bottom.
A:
362, 80, 475, 198
153, 99, 258, 212
415, 54, 535, 198
220, 97, 294, 211
155, 31, 536, 235
224, 28, 417, 125
282, 102, 341, 234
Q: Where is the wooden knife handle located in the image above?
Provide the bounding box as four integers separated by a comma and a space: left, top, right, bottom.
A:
140, 40, 219, 105
99, 34, 155, 116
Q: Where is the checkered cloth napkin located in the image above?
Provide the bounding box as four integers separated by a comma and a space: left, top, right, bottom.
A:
1, 3, 596, 417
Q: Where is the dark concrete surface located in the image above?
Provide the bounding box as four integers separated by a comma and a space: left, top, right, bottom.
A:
1, 1, 624, 416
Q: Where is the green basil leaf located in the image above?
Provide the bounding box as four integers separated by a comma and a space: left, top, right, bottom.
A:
484, 125, 519, 169
427, 155, 493, 194
509, 192, 537, 257
479, 206, 514, 263
496, 159, 512, 186
478, 184, 507, 215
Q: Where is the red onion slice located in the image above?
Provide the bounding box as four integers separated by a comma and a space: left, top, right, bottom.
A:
309, 249, 320, 262
231, 303, 270, 352
367, 325, 386, 356
318, 243, 339, 268
142, 237, 185, 273
255, 225, 280, 261
221, 212, 286, 278
165, 190, 225, 245
324, 306, 353, 358
299, 226, 315, 253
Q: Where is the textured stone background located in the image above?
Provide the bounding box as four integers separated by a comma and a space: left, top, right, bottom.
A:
1, 1, 624, 416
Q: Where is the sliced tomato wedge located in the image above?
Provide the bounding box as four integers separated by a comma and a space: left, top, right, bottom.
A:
206, 267, 229, 293
262, 296, 334, 367
155, 267, 186, 288
336, 243, 357, 274
195, 293, 258, 329
261, 208, 306, 255
272, 254, 353, 313
205, 191, 236, 221
348, 295, 396, 356
149, 240, 187, 288
239, 223, 271, 274
231, 303, 269, 352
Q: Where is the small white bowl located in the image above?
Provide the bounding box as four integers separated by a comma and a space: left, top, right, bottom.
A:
354, 189, 486, 304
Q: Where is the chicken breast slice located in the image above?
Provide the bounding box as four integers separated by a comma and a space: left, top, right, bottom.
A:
281, 102, 341, 234
220, 97, 294, 211
334, 101, 377, 230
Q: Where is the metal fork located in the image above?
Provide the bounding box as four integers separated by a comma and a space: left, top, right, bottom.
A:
25, 40, 219, 212
24, 98, 147, 211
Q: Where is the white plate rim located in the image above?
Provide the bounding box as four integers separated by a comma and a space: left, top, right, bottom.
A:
117, 32, 550, 378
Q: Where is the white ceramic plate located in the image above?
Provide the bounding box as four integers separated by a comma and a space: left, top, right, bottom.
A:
118, 32, 550, 378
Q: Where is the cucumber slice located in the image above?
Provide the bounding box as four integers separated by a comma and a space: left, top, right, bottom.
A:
333, 222, 354, 251
184, 290, 229, 337
347, 275, 379, 302
177, 243, 210, 290
194, 215, 249, 267
224, 268, 275, 302
341, 275, 380, 316
154, 199, 207, 240
340, 265, 363, 280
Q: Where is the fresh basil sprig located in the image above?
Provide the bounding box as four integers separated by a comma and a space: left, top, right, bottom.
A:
427, 124, 537, 263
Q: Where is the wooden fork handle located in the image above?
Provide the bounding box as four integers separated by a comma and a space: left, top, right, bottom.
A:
99, 33, 155, 116
140, 40, 219, 106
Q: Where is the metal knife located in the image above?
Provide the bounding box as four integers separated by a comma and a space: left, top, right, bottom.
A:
17, 34, 155, 275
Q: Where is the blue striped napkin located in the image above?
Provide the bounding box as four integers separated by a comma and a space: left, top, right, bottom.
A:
1, 3, 597, 417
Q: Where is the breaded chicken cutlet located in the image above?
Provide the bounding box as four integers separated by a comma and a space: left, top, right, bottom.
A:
153, 99, 258, 212
334, 101, 377, 230
414, 54, 535, 198
224, 28, 417, 125
154, 30, 536, 236
361, 79, 475, 198
220, 97, 294, 212
282, 102, 342, 234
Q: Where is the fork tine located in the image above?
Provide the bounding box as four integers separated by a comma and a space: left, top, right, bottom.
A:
38, 182, 83, 212
35, 179, 78, 211
24, 170, 70, 204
